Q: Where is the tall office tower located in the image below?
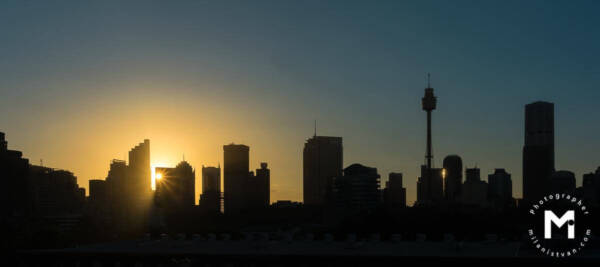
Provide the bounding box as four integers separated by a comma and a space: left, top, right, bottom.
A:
443, 155, 463, 201
254, 162, 270, 207
123, 139, 152, 229
88, 179, 109, 219
523, 101, 554, 203
155, 161, 196, 211
29, 168, 83, 216
303, 136, 343, 206
488, 169, 513, 209
416, 166, 443, 204
223, 144, 250, 214
333, 164, 381, 214
245, 163, 270, 210
461, 167, 488, 207
417, 74, 441, 205
105, 159, 127, 225
0, 132, 30, 217
583, 167, 600, 207
549, 170, 576, 195
200, 165, 221, 213
89, 179, 108, 203
461, 168, 488, 207
383, 172, 406, 211
128, 139, 152, 201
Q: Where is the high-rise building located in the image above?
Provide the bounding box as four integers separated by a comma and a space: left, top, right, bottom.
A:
247, 162, 270, 209
223, 144, 250, 214
416, 165, 443, 205
461, 168, 488, 207
88, 179, 109, 219
443, 155, 463, 202
333, 164, 381, 213
128, 139, 152, 202
105, 159, 127, 225
200, 165, 221, 213
583, 167, 600, 207
103, 139, 151, 231
29, 167, 84, 216
523, 101, 554, 203
89, 179, 108, 203
383, 172, 406, 211
549, 170, 576, 195
0, 132, 31, 217
303, 136, 343, 206
488, 169, 513, 209
155, 161, 196, 211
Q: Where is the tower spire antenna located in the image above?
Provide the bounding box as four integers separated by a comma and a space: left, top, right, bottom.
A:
427, 73, 431, 88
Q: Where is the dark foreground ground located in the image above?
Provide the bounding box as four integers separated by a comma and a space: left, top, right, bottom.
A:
12, 239, 600, 267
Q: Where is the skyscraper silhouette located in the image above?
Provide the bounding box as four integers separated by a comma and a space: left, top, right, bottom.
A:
549, 170, 576, 195
333, 164, 381, 214
443, 155, 463, 202
200, 165, 221, 213
488, 169, 513, 209
128, 139, 152, 201
0, 132, 30, 217
383, 172, 406, 211
223, 144, 249, 214
303, 136, 343, 206
247, 162, 270, 209
523, 101, 554, 203
461, 167, 488, 207
155, 161, 195, 212
583, 167, 600, 207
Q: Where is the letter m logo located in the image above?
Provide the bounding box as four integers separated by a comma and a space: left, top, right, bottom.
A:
544, 210, 575, 239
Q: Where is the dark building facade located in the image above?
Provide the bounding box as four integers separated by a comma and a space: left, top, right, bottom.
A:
523, 101, 555, 203
488, 169, 513, 209
383, 172, 406, 211
416, 166, 443, 205
246, 162, 270, 210
102, 140, 152, 232
223, 144, 250, 214
155, 161, 195, 211
89, 179, 108, 203
128, 139, 152, 208
333, 164, 381, 214
29, 166, 85, 216
0, 132, 31, 217
443, 155, 463, 202
549, 170, 576, 195
461, 167, 488, 207
583, 167, 600, 207
200, 165, 221, 213
303, 136, 343, 206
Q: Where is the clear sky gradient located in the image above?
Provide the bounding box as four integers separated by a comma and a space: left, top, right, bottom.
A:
1, 0, 599, 205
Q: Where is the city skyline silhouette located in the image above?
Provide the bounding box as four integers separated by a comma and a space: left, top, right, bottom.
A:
2, 1, 600, 264
2, 1, 599, 206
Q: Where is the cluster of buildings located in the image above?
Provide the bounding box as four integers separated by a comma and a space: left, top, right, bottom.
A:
0, 132, 86, 233
2, 82, 600, 242
412, 86, 600, 209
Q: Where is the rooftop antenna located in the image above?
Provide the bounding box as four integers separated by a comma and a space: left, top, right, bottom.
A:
427, 73, 431, 88
40, 159, 43, 167
183, 153, 185, 162
314, 120, 317, 137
